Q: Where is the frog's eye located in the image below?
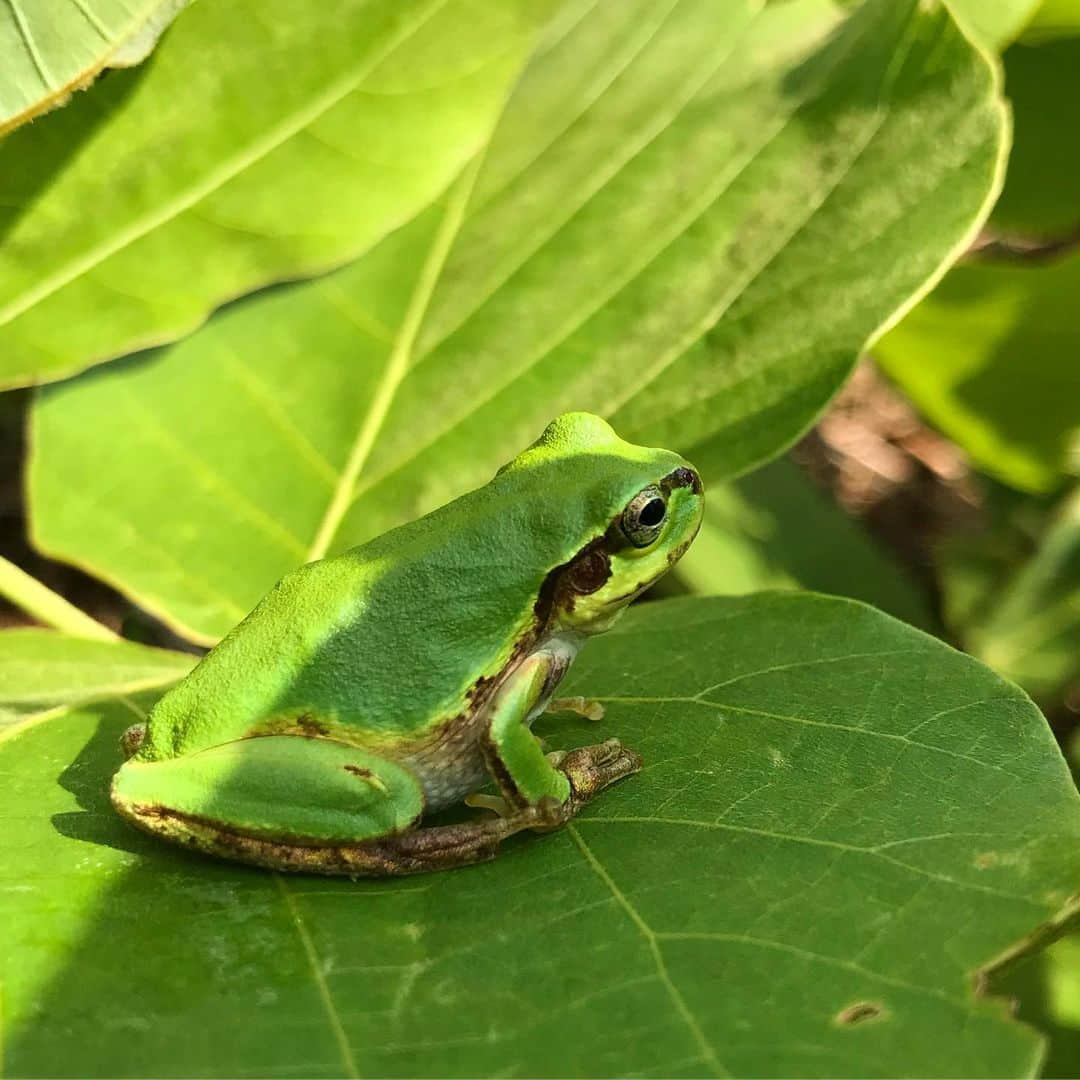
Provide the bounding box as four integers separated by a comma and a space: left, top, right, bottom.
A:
621, 486, 667, 547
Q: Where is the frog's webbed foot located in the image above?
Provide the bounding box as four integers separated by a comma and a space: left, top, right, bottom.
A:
545, 696, 605, 721
560, 738, 642, 804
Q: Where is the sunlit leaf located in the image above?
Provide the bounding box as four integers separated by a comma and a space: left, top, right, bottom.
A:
0, 628, 193, 732
0, 0, 186, 137
30, 0, 1006, 643
0, 0, 550, 387
944, 0, 1042, 48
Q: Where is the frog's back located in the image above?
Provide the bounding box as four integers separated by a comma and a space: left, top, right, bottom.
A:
142, 414, 685, 759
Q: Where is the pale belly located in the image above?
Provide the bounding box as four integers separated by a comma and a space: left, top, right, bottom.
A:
395, 634, 581, 812
397, 709, 491, 812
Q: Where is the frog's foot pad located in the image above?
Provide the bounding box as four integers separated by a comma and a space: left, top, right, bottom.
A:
546, 696, 605, 721
560, 738, 643, 803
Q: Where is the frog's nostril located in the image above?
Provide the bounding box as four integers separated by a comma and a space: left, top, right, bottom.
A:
666, 467, 702, 495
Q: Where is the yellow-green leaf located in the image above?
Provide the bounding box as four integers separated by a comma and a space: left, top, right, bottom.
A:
0, 628, 193, 733
30, 0, 1007, 643
0, 0, 186, 137
0, 0, 550, 387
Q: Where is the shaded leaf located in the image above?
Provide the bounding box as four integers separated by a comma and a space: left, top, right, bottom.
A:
875, 252, 1080, 495
2, 594, 1078, 1076
992, 932, 1080, 1079
30, 0, 1006, 643
0, 628, 192, 732
991, 35, 1080, 236
0, 0, 186, 137
667, 456, 934, 630
956, 487, 1080, 701
0, 0, 550, 387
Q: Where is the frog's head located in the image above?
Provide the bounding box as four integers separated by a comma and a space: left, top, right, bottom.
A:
511, 413, 705, 636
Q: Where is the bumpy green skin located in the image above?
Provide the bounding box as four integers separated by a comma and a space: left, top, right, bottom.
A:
111, 413, 703, 875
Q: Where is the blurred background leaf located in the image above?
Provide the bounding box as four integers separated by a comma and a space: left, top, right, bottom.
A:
944, 0, 1042, 49
993, 932, 1080, 1079
28, 0, 1005, 644
664, 456, 935, 630
875, 252, 1080, 495
1020, 0, 1080, 40
938, 485, 1080, 706
991, 32, 1080, 236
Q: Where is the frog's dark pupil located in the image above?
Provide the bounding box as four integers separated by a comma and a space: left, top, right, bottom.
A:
639, 498, 666, 527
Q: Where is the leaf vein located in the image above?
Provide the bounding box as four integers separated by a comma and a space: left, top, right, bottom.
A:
568, 824, 731, 1078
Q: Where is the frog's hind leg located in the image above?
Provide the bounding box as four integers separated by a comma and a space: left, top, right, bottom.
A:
112, 734, 556, 877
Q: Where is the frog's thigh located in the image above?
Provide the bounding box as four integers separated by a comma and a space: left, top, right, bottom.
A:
483, 653, 572, 808
112, 735, 423, 845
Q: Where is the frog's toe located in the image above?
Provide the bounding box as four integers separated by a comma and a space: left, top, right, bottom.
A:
559, 739, 643, 802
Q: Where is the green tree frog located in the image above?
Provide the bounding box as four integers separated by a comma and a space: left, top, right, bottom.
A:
112, 413, 703, 875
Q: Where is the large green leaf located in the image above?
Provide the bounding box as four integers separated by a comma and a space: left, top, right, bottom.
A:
875, 252, 1080, 495
29, 0, 1006, 644
668, 457, 934, 630
0, 628, 193, 732
0, 0, 186, 137
2, 594, 1077, 1076
0, 0, 549, 387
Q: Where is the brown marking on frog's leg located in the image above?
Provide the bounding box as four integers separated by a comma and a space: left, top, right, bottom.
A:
124, 800, 559, 876
343, 764, 389, 794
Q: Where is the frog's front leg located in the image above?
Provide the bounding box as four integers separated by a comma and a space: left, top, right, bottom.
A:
481, 648, 642, 825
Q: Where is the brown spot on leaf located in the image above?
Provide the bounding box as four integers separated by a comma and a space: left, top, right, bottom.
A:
834, 1001, 885, 1027
975, 851, 999, 869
